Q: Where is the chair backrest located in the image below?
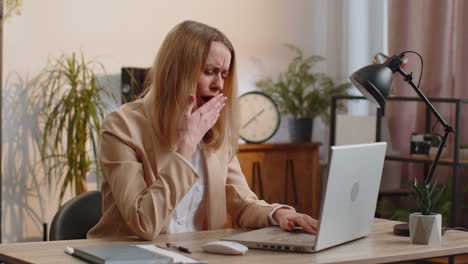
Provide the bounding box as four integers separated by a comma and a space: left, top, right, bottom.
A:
49, 190, 102, 241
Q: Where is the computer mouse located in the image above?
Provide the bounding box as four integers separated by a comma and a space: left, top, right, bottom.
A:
201, 240, 248, 255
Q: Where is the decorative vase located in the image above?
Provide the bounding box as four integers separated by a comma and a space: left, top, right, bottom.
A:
409, 212, 442, 245
288, 118, 313, 142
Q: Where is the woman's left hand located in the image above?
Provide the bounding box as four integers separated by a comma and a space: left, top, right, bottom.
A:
272, 208, 318, 235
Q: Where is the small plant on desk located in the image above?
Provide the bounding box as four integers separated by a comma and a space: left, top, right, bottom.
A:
411, 178, 446, 216
409, 177, 447, 245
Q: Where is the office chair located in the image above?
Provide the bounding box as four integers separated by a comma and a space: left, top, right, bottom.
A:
49, 190, 102, 241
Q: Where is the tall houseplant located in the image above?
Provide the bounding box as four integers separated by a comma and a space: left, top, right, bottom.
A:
39, 52, 114, 205
256, 44, 350, 142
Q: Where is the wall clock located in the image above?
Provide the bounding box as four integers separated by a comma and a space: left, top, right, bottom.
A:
239, 91, 281, 143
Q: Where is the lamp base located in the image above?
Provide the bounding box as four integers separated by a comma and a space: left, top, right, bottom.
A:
393, 223, 409, 236
393, 222, 446, 237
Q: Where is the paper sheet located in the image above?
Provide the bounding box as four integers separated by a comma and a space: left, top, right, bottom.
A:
137, 245, 206, 264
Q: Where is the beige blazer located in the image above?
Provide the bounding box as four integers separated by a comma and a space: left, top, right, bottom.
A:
87, 92, 279, 240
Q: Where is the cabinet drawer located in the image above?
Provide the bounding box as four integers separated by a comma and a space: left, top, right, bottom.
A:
237, 143, 321, 218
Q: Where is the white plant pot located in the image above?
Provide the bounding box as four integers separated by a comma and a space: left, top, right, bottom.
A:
409, 212, 442, 245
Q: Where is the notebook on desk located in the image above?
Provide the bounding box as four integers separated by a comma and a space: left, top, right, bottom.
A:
223, 142, 387, 253
65, 244, 206, 264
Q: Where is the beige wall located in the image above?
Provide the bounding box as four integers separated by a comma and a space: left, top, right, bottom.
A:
2, 0, 367, 242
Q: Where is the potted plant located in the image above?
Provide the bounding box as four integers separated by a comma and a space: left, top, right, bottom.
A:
256, 44, 350, 142
3, 0, 23, 21
409, 177, 446, 245
378, 184, 450, 227
39, 52, 114, 205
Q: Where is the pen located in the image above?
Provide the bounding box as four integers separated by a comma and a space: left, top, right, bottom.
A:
64, 246, 75, 256
166, 242, 191, 254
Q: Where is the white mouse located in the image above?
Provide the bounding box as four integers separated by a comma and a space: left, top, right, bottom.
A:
201, 240, 248, 255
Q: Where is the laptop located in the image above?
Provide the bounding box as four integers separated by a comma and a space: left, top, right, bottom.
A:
223, 142, 387, 253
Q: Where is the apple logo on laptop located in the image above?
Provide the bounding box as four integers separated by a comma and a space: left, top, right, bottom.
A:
350, 182, 359, 202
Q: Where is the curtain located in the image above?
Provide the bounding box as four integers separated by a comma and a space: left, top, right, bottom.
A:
387, 0, 468, 224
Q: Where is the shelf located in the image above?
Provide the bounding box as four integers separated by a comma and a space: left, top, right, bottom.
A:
330, 95, 468, 228
386, 155, 468, 166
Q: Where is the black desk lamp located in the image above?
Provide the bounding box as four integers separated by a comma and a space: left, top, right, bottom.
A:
349, 52, 455, 235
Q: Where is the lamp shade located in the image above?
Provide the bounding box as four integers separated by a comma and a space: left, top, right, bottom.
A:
349, 64, 394, 108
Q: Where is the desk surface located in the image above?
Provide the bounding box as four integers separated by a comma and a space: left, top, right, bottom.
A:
1, 219, 468, 264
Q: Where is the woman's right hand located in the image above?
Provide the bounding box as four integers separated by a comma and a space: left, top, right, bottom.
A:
176, 94, 226, 159
273, 209, 318, 235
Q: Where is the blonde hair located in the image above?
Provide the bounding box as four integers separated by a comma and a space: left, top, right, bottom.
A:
145, 20, 239, 156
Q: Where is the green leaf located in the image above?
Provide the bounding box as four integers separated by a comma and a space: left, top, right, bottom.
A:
411, 177, 447, 215
255, 43, 350, 121
38, 51, 116, 206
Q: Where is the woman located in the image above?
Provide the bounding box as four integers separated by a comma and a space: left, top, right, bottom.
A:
88, 20, 317, 240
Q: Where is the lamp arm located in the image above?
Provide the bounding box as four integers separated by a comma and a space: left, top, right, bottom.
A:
426, 129, 450, 184
397, 68, 454, 133
396, 67, 454, 184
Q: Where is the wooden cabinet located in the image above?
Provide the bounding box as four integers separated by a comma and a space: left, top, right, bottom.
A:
237, 142, 321, 218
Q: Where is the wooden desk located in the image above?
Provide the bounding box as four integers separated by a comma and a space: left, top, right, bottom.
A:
237, 142, 320, 218
1, 219, 468, 264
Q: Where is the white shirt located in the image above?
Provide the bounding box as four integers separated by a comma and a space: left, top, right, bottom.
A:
168, 145, 207, 233
168, 146, 294, 233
